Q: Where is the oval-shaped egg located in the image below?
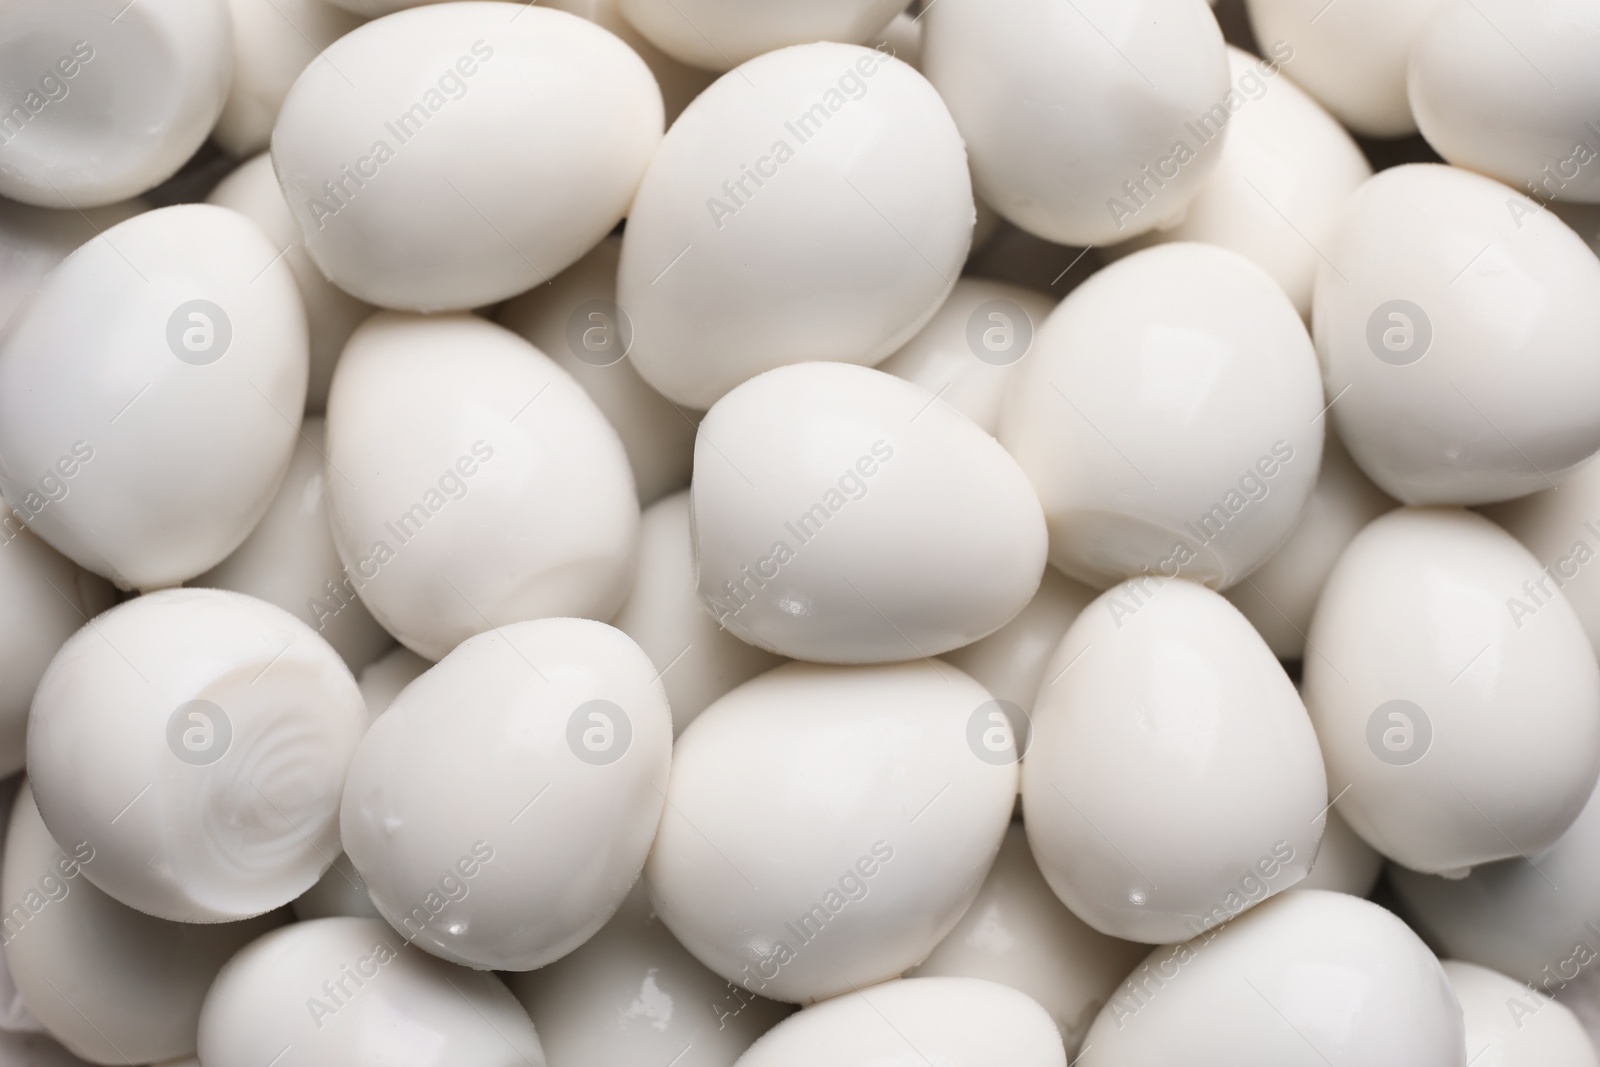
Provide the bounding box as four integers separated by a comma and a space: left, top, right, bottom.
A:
27, 588, 367, 922
0, 0, 233, 207
647, 661, 1016, 1004
507, 882, 793, 1067
1081, 890, 1465, 1065
692, 363, 1047, 664
611, 491, 784, 736
616, 0, 906, 71
497, 236, 697, 506
734, 977, 1064, 1067
272, 2, 662, 311
1, 782, 283, 1064
1023, 579, 1326, 943
943, 566, 1096, 715
207, 154, 374, 414
619, 42, 971, 410
1242, 0, 1445, 137
195, 417, 391, 674
541, 0, 715, 123
292, 851, 381, 922
1410, 0, 1600, 205
215, 0, 363, 158
0, 197, 145, 328
922, 0, 1229, 246
342, 618, 672, 971
1106, 46, 1371, 317
0, 203, 307, 592
1313, 164, 1600, 506
324, 312, 638, 661
875, 278, 1056, 435
998, 242, 1324, 591
1223, 433, 1397, 660
1305, 507, 1600, 875
356, 645, 428, 721
907, 824, 1147, 1057
1446, 959, 1600, 1067
197, 917, 546, 1067
1297, 808, 1383, 897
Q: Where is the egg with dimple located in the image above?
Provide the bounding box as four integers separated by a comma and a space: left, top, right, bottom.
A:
647, 660, 1016, 1004
1023, 579, 1326, 944
0, 204, 307, 592
341, 618, 672, 971
692, 362, 1047, 664
1313, 164, 1600, 506
1445, 959, 1600, 1067
1305, 507, 1600, 876
620, 42, 972, 410
943, 565, 1096, 716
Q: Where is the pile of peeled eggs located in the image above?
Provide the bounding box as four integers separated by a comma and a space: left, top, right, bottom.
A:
1, 0, 1600, 1062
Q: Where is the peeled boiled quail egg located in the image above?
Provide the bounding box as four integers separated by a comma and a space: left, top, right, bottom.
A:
616, 0, 907, 71
1445, 959, 1600, 1067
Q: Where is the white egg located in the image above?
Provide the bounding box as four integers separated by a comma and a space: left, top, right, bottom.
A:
0, 0, 233, 207
1223, 433, 1397, 661
646, 661, 1016, 1004
292, 852, 381, 922
1305, 507, 1600, 875
356, 644, 429, 720
195, 417, 391, 674
197, 917, 546, 1067
1445, 959, 1600, 1067
341, 618, 672, 971
922, 0, 1230, 246
0, 204, 307, 592
1080, 890, 1465, 1065
0, 197, 145, 328
610, 491, 785, 736
615, 0, 906, 71
1105, 46, 1371, 317
1243, 0, 1446, 137
943, 566, 1096, 717
540, 0, 717, 122
506, 882, 794, 1067
907, 824, 1148, 1058
319, 0, 436, 14
497, 236, 698, 506
619, 42, 972, 410
271, 2, 663, 311
215, 0, 363, 158
998, 242, 1324, 591
1023, 579, 1326, 943
27, 588, 367, 922
691, 363, 1047, 664
1411, 0, 1600, 206
1485, 456, 1600, 660
733, 977, 1065, 1067
1, 783, 282, 1064
874, 278, 1056, 435
1297, 808, 1383, 898
1313, 164, 1600, 506
323, 312, 638, 661
207, 154, 375, 414
0, 524, 114, 778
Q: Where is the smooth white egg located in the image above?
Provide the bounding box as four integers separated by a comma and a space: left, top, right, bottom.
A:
27, 588, 367, 922
497, 236, 698, 506
197, 917, 546, 1067
0, 197, 144, 328
692, 363, 1047, 664
541, 0, 718, 121
292, 852, 381, 922
998, 242, 1324, 591
1080, 890, 1465, 1065
0, 0, 233, 207
0, 203, 307, 592
341, 618, 672, 971
215, 0, 363, 158
943, 566, 1096, 716
647, 661, 1016, 1004
1313, 164, 1600, 506
1243, 0, 1446, 137
1445, 959, 1600, 1067
922, 0, 1230, 246
272, 2, 663, 311
1023, 579, 1327, 943
1410, 0, 1600, 206
324, 312, 638, 661
610, 491, 785, 736
1297, 808, 1383, 898
1105, 46, 1371, 317
1, 782, 283, 1064
907, 824, 1147, 1058
615, 0, 906, 72
355, 644, 428, 720
619, 42, 972, 410
1305, 507, 1600, 875
506, 881, 794, 1067
207, 154, 375, 415
195, 417, 391, 674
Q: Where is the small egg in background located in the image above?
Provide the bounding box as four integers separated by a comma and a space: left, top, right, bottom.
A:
539, 0, 717, 123
355, 644, 429, 721
291, 851, 382, 922
1445, 959, 1600, 1067
0, 197, 146, 328
1296, 808, 1383, 898
615, 0, 908, 71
